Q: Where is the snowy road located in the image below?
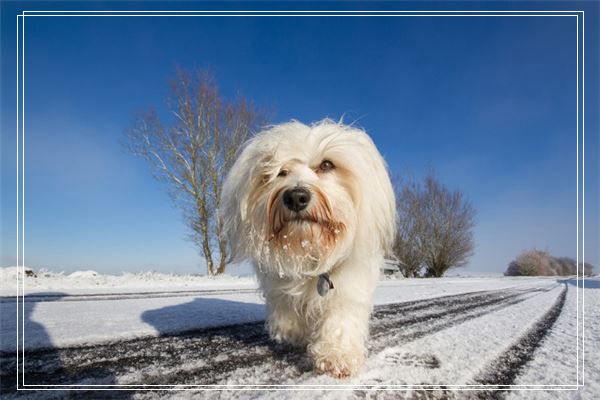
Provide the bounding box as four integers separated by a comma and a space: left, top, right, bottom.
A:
2, 276, 597, 399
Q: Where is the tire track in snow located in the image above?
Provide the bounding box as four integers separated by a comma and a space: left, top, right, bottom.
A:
195, 286, 557, 386
469, 283, 568, 399
369, 287, 554, 351
0, 284, 559, 393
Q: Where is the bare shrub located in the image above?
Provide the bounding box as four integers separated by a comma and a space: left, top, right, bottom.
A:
393, 180, 424, 277
505, 251, 595, 276
553, 257, 576, 275
580, 262, 594, 276
506, 249, 547, 276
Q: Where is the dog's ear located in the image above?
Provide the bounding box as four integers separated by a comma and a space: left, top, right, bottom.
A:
347, 128, 397, 257
220, 138, 258, 262
365, 147, 397, 257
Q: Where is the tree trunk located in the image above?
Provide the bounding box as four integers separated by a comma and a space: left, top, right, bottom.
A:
216, 251, 227, 275
214, 215, 228, 276
201, 232, 215, 276
199, 214, 215, 276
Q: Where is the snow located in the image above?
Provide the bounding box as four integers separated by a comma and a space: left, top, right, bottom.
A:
373, 275, 559, 304
0, 266, 257, 295
1, 267, 598, 399
67, 270, 100, 279
1, 267, 260, 352
362, 285, 563, 386
0, 268, 574, 352
505, 278, 600, 400
240, 284, 571, 399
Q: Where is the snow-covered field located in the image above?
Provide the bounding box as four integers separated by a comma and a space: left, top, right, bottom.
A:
0, 267, 598, 399
0, 266, 258, 294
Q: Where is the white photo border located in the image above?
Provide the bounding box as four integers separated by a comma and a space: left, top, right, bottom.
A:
15, 8, 586, 393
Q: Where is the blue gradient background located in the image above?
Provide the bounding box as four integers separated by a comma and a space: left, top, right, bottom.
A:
1, 2, 597, 275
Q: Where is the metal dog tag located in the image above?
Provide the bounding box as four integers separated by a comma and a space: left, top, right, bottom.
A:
317, 273, 334, 297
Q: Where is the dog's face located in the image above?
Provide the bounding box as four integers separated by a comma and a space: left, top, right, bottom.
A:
222, 120, 396, 278
249, 136, 359, 273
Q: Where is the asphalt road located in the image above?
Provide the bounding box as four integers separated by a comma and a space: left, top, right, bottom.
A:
0, 284, 567, 399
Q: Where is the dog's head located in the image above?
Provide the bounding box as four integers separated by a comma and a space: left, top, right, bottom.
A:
221, 120, 395, 278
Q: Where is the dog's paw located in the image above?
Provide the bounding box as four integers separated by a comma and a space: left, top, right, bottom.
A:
313, 352, 363, 379
315, 356, 354, 378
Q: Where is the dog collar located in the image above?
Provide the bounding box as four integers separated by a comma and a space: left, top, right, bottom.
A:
317, 273, 334, 297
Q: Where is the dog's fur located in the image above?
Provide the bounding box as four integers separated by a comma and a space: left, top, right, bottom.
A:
221, 120, 396, 378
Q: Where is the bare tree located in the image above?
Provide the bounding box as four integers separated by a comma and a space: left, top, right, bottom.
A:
393, 180, 424, 277
393, 174, 476, 278
127, 68, 267, 275
419, 175, 476, 277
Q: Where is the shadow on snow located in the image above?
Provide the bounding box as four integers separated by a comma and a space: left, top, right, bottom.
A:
141, 296, 266, 336
0, 292, 128, 397
559, 277, 600, 289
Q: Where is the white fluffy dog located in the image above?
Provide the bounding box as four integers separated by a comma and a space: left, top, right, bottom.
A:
221, 119, 396, 378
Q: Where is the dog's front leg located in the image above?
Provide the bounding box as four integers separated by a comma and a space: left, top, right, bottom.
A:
264, 291, 310, 347
308, 296, 372, 378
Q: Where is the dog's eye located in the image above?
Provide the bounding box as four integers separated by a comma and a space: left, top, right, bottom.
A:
277, 169, 289, 177
319, 160, 335, 172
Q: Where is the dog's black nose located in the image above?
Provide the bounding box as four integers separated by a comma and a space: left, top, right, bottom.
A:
283, 188, 311, 212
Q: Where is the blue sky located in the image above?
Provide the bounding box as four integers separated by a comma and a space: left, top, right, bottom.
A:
1, 2, 598, 275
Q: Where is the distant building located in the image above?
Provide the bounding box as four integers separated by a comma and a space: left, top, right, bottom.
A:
381, 259, 400, 276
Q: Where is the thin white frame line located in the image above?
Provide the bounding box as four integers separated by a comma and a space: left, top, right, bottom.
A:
18, 372, 581, 386
20, 10, 586, 13
15, 10, 584, 391
576, 13, 579, 388
21, 384, 581, 392
20, 384, 582, 388
20, 384, 580, 392
15, 13, 20, 392
15, 9, 585, 392
17, 14, 581, 17
21, 12, 26, 390
581, 12, 585, 386
18, 389, 582, 392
